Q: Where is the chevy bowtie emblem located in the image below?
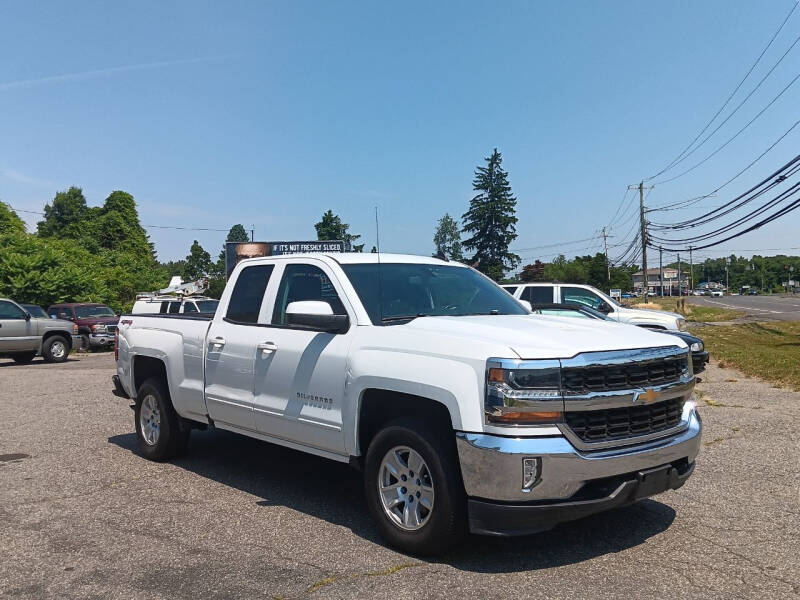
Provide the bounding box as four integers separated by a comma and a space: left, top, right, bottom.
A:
636, 388, 659, 404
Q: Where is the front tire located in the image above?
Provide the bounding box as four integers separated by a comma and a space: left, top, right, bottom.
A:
364, 417, 466, 555
134, 377, 190, 461
42, 335, 69, 363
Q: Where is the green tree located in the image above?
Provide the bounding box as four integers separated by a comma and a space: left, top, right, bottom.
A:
183, 240, 212, 280
208, 224, 252, 298
433, 213, 463, 261
0, 201, 25, 234
37, 186, 89, 238
462, 149, 520, 280
315, 210, 361, 250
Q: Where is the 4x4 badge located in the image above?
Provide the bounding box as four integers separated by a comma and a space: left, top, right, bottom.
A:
635, 388, 659, 404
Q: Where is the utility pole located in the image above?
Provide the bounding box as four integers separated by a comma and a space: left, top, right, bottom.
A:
251, 225, 255, 242
659, 246, 664, 297
639, 182, 648, 300
689, 246, 694, 292
677, 252, 682, 297
601, 226, 611, 281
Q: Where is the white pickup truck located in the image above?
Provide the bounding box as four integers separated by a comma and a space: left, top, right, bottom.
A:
502, 283, 687, 331
114, 253, 701, 554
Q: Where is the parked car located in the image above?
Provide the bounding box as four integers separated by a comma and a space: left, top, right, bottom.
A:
0, 298, 80, 363
502, 283, 687, 331
131, 295, 219, 315
48, 302, 118, 350
114, 253, 700, 555
710, 290, 724, 297
530, 303, 709, 373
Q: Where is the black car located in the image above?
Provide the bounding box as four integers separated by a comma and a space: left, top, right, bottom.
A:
531, 303, 709, 374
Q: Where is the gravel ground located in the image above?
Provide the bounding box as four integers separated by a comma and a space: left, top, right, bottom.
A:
1, 353, 798, 599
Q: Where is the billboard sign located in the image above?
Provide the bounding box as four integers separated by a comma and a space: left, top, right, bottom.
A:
225, 240, 344, 278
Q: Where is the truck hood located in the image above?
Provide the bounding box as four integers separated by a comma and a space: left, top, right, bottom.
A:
403, 314, 685, 360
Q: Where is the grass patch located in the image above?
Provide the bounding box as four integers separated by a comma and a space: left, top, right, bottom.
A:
693, 321, 800, 390
624, 296, 744, 322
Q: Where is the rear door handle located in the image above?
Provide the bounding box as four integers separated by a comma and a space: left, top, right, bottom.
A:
209, 336, 226, 351
257, 341, 278, 356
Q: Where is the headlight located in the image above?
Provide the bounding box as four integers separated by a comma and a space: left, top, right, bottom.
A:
91, 324, 107, 333
690, 341, 703, 352
485, 360, 563, 426
677, 318, 687, 331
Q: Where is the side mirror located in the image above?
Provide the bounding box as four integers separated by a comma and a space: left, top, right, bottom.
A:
598, 303, 613, 314
286, 301, 349, 333
518, 299, 532, 312
24, 312, 31, 321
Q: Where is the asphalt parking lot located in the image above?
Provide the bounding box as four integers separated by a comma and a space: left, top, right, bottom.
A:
1, 354, 798, 599
690, 294, 800, 321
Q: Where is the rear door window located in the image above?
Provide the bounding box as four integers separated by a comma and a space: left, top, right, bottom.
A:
521, 285, 554, 304
183, 302, 198, 313
226, 264, 275, 324
168, 302, 181, 314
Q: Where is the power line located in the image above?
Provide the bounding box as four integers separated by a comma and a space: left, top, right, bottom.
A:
652, 69, 800, 185
6, 205, 230, 232
646, 1, 799, 181
648, 118, 800, 213
650, 154, 800, 230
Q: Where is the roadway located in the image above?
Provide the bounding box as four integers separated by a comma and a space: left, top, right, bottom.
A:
2, 354, 798, 599
689, 294, 800, 321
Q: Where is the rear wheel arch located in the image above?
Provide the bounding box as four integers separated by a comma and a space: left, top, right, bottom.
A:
132, 355, 169, 398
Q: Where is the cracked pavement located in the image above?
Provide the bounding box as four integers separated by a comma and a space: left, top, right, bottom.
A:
0, 353, 798, 599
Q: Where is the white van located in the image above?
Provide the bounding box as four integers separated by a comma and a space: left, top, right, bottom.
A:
131, 296, 219, 315
503, 283, 686, 331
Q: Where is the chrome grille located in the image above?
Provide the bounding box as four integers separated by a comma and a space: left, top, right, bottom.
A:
561, 355, 687, 394
565, 398, 684, 443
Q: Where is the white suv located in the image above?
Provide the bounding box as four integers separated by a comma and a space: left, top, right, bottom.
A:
503, 283, 686, 331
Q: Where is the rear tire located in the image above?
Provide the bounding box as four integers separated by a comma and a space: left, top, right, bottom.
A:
134, 377, 190, 461
364, 417, 467, 555
42, 335, 69, 363
12, 352, 36, 364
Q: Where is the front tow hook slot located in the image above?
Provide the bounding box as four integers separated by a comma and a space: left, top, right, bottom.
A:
522, 457, 542, 492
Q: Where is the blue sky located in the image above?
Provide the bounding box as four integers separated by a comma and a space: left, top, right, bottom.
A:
1, 1, 799, 267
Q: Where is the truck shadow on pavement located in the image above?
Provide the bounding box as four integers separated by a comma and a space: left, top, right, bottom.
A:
109, 428, 676, 572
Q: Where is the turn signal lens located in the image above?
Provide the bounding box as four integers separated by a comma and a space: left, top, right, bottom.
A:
487, 411, 563, 425
488, 368, 504, 383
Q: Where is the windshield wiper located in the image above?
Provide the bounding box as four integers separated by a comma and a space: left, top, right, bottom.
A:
381, 313, 429, 323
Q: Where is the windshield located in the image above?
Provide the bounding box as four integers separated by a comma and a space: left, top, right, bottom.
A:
74, 305, 116, 319
21, 304, 48, 318
341, 263, 528, 324
194, 300, 219, 313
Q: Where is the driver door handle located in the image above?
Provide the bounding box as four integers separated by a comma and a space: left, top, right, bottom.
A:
209, 336, 226, 350
257, 341, 278, 356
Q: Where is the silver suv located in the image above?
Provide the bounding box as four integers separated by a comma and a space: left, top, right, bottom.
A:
0, 299, 80, 364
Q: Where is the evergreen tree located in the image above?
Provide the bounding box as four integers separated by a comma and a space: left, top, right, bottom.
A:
433, 213, 463, 261
184, 240, 212, 280
462, 149, 520, 280
208, 224, 252, 297
315, 209, 361, 250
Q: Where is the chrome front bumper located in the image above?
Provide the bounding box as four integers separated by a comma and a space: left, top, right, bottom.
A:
456, 404, 701, 503
88, 333, 115, 347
